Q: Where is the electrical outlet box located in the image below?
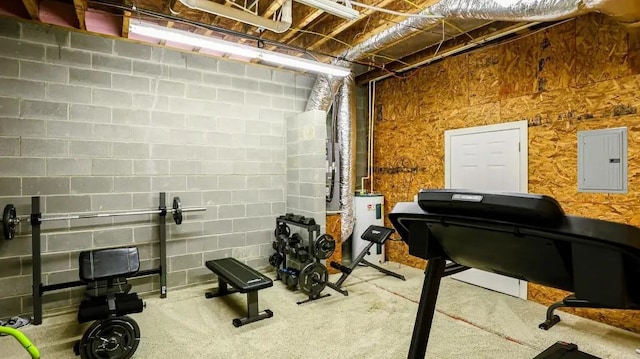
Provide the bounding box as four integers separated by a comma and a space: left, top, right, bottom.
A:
577, 127, 627, 193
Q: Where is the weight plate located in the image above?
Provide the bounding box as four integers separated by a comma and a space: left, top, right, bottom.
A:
78, 316, 141, 359
172, 197, 183, 225
274, 223, 291, 238
269, 253, 283, 268
3, 204, 17, 240
298, 262, 328, 298
314, 234, 336, 260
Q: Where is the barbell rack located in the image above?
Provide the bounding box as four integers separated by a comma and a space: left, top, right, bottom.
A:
20, 192, 206, 325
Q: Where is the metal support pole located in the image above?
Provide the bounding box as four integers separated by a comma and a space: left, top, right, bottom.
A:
159, 192, 167, 298
408, 258, 446, 359
31, 197, 42, 325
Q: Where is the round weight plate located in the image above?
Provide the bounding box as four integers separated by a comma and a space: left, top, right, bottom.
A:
172, 197, 183, 225
3, 204, 17, 240
268, 253, 283, 268
274, 223, 291, 238
78, 316, 141, 359
314, 234, 336, 260
298, 262, 328, 297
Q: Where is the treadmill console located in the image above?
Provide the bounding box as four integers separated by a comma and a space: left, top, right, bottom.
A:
418, 189, 565, 227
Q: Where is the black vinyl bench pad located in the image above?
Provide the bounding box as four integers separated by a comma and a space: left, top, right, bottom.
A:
205, 257, 273, 327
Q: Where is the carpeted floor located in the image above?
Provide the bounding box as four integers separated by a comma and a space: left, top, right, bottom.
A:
3, 262, 639, 358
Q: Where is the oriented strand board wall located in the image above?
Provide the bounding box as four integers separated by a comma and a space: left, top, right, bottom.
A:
375, 14, 640, 332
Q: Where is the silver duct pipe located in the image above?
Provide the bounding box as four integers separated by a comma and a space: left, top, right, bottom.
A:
336, 75, 357, 241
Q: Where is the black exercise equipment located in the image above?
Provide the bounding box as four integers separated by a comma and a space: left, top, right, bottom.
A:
7, 193, 202, 325
1, 195, 204, 240
74, 247, 145, 359
389, 189, 640, 359
327, 225, 406, 296
205, 257, 274, 327
271, 214, 335, 304
533, 342, 599, 359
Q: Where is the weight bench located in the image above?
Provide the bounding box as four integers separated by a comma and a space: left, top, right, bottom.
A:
327, 225, 406, 296
205, 257, 274, 327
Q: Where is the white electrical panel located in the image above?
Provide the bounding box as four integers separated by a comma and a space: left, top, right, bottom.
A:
577, 127, 627, 193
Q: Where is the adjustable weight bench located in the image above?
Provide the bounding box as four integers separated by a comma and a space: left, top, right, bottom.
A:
205, 257, 274, 327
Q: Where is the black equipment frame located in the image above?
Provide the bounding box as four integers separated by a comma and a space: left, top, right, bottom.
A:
30, 192, 171, 325
274, 216, 331, 304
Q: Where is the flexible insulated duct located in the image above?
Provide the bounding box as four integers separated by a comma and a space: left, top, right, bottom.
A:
179, 0, 292, 33
336, 75, 357, 241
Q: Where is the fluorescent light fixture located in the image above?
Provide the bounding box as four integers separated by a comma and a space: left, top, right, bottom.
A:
294, 0, 359, 20
129, 21, 350, 77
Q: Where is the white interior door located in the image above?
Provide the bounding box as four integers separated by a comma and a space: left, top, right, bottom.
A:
445, 121, 528, 299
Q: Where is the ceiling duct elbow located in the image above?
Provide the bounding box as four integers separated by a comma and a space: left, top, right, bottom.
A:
178, 0, 292, 33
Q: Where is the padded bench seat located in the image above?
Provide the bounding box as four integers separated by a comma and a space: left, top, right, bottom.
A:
205, 257, 273, 327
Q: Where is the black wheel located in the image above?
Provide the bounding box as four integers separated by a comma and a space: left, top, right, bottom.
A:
79, 316, 141, 359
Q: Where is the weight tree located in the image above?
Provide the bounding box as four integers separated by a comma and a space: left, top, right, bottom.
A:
1, 192, 206, 325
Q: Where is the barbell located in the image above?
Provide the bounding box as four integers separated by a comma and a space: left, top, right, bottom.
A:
2, 197, 206, 240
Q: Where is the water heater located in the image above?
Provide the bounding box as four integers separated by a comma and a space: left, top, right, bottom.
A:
352, 194, 385, 264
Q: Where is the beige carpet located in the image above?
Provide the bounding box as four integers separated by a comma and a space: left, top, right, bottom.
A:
3, 263, 639, 358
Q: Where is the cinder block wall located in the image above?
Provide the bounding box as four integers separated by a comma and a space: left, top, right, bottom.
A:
0, 17, 315, 318
285, 110, 327, 232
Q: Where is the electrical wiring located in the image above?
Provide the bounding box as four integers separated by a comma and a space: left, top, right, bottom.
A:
347, 0, 442, 18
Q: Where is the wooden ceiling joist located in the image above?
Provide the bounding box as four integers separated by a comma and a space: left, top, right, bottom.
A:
21, 0, 39, 20
122, 10, 131, 37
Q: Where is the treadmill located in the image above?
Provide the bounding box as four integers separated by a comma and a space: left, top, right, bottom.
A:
388, 189, 640, 359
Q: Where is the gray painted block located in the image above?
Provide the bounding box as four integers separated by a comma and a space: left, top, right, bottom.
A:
134, 160, 169, 175
47, 84, 92, 104
21, 138, 67, 156
40, 252, 71, 272
217, 147, 245, 161
46, 195, 91, 213
0, 297, 21, 318
0, 78, 45, 99
114, 177, 151, 193
94, 228, 133, 248
0, 97, 20, 116
69, 140, 112, 158
0, 158, 45, 176
218, 233, 246, 248
70, 68, 111, 88
47, 158, 92, 176
217, 89, 244, 104
187, 176, 217, 191
185, 53, 217, 72
0, 57, 19, 77
217, 118, 245, 133
70, 177, 114, 194
21, 23, 68, 48
20, 99, 68, 120
167, 270, 187, 287
203, 73, 232, 87
168, 97, 206, 115
186, 84, 217, 101
113, 142, 150, 159
151, 176, 187, 191
295, 74, 316, 88
112, 108, 150, 125
20, 60, 68, 83
133, 126, 171, 144
186, 267, 212, 284
70, 32, 113, 54
167, 240, 187, 257
22, 177, 69, 195
47, 120, 92, 139
246, 148, 271, 162
245, 120, 271, 135
132, 61, 166, 77
114, 40, 152, 60
132, 94, 169, 111
0, 37, 45, 61
218, 175, 247, 190
0, 118, 45, 137
232, 78, 259, 92
92, 193, 132, 211
232, 218, 262, 232
0, 276, 32, 297
154, 80, 185, 97
170, 160, 201, 175
202, 219, 233, 235
93, 89, 133, 107
93, 124, 134, 141
151, 111, 186, 128
169, 221, 203, 239
247, 175, 271, 189
271, 96, 295, 110
0, 177, 21, 196
69, 104, 111, 123
0, 17, 21, 38
272, 70, 295, 84
112, 74, 150, 93
246, 66, 272, 81
218, 204, 246, 219
45, 46, 91, 68
160, 49, 186, 67
218, 61, 245, 76
171, 129, 206, 145
92, 159, 133, 175
186, 115, 215, 130
260, 82, 284, 95
168, 67, 201, 83
203, 248, 231, 262
246, 203, 271, 217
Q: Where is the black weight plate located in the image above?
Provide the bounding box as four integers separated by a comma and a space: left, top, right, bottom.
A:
172, 197, 182, 225
314, 234, 336, 260
3, 204, 16, 240
79, 316, 140, 359
298, 262, 328, 297
274, 223, 291, 238
269, 253, 283, 268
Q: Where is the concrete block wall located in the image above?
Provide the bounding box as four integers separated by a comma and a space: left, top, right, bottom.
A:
286, 110, 327, 232
0, 17, 315, 318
